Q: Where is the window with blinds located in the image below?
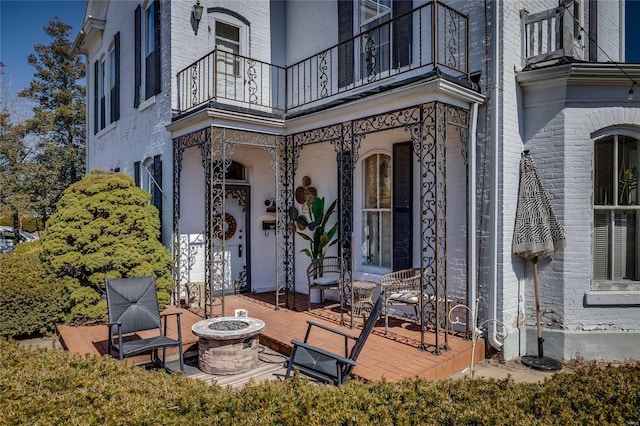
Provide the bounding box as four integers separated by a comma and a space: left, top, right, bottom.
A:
593, 135, 640, 282
362, 153, 392, 268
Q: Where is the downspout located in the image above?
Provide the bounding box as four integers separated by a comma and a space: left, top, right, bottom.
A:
468, 102, 478, 328
489, 0, 503, 351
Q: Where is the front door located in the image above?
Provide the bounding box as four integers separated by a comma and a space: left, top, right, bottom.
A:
213, 186, 250, 294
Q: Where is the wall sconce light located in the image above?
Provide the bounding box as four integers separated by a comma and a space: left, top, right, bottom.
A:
261, 199, 277, 236
629, 83, 636, 101
192, 0, 204, 23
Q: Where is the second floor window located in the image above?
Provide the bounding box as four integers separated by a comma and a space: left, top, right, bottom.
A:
360, 0, 392, 79
145, 1, 160, 99
93, 33, 120, 135
135, 1, 161, 107
109, 32, 120, 123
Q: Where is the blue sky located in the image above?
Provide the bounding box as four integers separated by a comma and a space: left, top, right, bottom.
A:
1, 0, 86, 95
1, 0, 640, 97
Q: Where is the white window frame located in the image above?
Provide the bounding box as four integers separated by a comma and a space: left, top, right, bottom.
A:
141, 0, 158, 102
358, 151, 392, 273
208, 13, 249, 66
593, 133, 640, 283
215, 21, 241, 77
358, 0, 392, 78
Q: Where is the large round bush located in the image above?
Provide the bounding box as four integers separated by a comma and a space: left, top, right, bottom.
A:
0, 242, 67, 337
40, 169, 173, 323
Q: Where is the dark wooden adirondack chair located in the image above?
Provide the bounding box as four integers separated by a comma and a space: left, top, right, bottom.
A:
285, 292, 384, 385
105, 275, 184, 372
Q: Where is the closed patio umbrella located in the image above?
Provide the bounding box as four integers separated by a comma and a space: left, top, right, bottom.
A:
512, 151, 565, 371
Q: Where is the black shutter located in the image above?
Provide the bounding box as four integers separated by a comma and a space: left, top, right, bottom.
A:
338, 0, 354, 88
153, 154, 163, 241
393, 0, 412, 68
134, 161, 141, 186
111, 32, 120, 122
134, 5, 141, 108
93, 60, 98, 135
100, 61, 106, 130
392, 142, 413, 270
153, 0, 161, 96
589, 0, 598, 61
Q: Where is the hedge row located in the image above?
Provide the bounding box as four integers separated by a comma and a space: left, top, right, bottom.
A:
0, 243, 68, 338
0, 340, 638, 425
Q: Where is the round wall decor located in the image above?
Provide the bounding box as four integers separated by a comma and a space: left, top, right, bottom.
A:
213, 213, 237, 240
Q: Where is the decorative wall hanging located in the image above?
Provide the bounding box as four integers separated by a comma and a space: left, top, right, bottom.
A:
213, 213, 237, 241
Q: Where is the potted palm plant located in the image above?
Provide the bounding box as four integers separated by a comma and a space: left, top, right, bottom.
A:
296, 196, 339, 262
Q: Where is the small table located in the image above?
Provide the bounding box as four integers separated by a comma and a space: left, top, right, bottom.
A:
351, 281, 377, 318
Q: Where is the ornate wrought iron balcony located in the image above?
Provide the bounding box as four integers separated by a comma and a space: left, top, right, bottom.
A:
176, 1, 469, 116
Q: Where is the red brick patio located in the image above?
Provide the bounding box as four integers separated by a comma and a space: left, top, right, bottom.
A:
57, 292, 484, 382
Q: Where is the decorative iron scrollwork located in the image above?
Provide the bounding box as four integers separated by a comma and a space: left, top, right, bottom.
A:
247, 59, 258, 104
319, 50, 329, 99
364, 31, 377, 82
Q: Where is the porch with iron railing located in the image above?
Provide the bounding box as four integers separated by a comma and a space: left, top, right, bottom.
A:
176, 0, 469, 116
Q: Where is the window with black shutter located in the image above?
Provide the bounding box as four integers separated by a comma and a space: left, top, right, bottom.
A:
110, 32, 120, 122
145, 0, 161, 99
93, 60, 98, 134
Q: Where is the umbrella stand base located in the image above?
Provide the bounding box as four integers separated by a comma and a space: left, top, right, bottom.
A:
521, 355, 562, 371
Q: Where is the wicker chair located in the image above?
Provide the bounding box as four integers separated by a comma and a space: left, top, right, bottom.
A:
379, 268, 429, 334
306, 256, 344, 311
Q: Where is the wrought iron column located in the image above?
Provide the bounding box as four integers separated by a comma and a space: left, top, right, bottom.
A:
414, 102, 440, 353
279, 135, 298, 309
205, 126, 232, 318
173, 128, 209, 308
172, 138, 184, 306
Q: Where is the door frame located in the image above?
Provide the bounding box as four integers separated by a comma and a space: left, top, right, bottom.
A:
218, 184, 251, 293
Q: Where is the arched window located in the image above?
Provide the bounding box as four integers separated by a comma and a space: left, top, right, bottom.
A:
361, 153, 391, 268
593, 134, 640, 281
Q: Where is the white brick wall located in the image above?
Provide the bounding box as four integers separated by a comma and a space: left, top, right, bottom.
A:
82, 0, 637, 362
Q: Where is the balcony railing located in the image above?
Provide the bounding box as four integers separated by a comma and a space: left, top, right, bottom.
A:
521, 5, 580, 68
176, 51, 287, 114
176, 1, 469, 116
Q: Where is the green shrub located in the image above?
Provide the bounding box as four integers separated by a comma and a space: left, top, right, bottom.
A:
39, 169, 173, 324
0, 340, 638, 425
0, 242, 67, 337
